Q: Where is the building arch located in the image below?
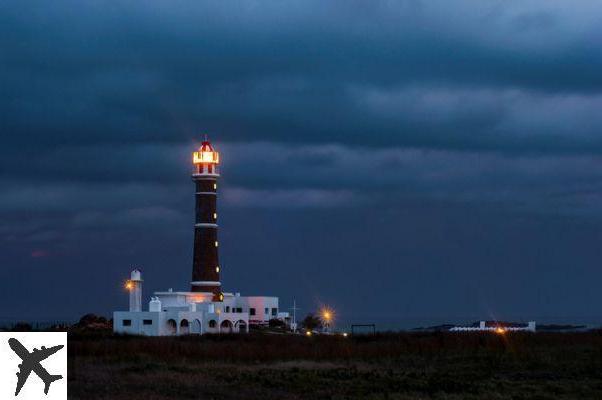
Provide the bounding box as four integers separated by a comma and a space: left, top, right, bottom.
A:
235, 320, 247, 333
220, 320, 233, 333
206, 319, 218, 334
180, 319, 190, 335
191, 319, 202, 334
166, 319, 177, 335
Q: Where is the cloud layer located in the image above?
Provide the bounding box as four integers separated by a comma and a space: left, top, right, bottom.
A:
2, 0, 602, 323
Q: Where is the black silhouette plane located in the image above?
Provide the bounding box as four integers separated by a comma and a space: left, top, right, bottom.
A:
8, 338, 64, 396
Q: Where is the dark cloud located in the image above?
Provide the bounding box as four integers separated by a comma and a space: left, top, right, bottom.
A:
2, 1, 602, 152
2, 1, 602, 324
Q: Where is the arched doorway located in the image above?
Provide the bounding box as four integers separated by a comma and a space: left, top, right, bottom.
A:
220, 320, 233, 333
180, 319, 190, 335
166, 319, 177, 335
191, 319, 202, 334
208, 319, 218, 333
236, 320, 247, 333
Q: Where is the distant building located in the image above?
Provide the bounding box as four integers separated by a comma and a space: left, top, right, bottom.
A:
114, 138, 288, 335
449, 320, 536, 333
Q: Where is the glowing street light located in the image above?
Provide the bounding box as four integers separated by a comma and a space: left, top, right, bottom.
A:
320, 306, 335, 333
125, 280, 133, 291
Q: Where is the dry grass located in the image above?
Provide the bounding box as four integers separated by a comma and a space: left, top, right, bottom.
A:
68, 332, 602, 400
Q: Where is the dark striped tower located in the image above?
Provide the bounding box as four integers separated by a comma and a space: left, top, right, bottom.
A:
190, 138, 223, 301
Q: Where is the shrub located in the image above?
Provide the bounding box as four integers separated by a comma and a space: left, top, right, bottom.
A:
300, 313, 322, 331
269, 318, 285, 328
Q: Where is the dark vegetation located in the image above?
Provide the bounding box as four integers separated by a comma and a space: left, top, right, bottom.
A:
0, 314, 110, 333
69, 330, 602, 400
300, 313, 323, 331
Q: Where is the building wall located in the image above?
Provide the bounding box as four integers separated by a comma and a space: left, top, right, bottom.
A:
115, 293, 275, 336
114, 308, 251, 336
232, 296, 279, 323
114, 311, 162, 336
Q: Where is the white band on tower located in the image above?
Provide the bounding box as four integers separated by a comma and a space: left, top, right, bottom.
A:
195, 223, 218, 228
190, 281, 221, 286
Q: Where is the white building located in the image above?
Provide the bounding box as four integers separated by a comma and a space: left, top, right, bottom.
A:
113, 138, 287, 336
449, 320, 536, 333
114, 270, 282, 335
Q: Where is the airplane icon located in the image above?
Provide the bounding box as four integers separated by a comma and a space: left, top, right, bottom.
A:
8, 338, 64, 396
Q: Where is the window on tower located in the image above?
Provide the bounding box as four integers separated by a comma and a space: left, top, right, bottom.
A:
216, 266, 220, 273
215, 241, 219, 247
122, 320, 132, 326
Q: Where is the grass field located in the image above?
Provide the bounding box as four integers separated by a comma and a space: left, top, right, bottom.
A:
68, 331, 602, 399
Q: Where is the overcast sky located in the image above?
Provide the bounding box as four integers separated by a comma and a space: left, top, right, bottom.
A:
2, 1, 602, 326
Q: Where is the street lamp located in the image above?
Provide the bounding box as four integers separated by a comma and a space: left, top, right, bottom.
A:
320, 307, 335, 333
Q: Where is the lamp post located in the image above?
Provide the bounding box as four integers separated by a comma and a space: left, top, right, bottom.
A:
290, 299, 300, 333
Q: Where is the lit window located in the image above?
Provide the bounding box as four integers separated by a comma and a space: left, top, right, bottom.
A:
213, 212, 217, 220
213, 183, 217, 190
215, 241, 219, 247
216, 266, 220, 273
219, 293, 224, 301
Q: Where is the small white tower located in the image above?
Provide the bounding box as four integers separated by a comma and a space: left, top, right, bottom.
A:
126, 269, 143, 312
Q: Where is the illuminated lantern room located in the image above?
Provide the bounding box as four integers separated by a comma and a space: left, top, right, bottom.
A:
193, 138, 220, 175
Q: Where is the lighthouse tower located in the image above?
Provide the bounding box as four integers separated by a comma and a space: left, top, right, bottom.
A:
190, 137, 222, 300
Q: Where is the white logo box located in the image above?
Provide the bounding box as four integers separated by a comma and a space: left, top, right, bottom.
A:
0, 332, 67, 400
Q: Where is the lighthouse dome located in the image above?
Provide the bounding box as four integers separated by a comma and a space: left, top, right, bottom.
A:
193, 138, 219, 165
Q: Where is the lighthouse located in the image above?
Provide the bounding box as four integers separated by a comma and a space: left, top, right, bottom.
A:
113, 136, 287, 336
190, 137, 222, 299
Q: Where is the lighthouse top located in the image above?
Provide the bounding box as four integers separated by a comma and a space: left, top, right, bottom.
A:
193, 138, 219, 165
